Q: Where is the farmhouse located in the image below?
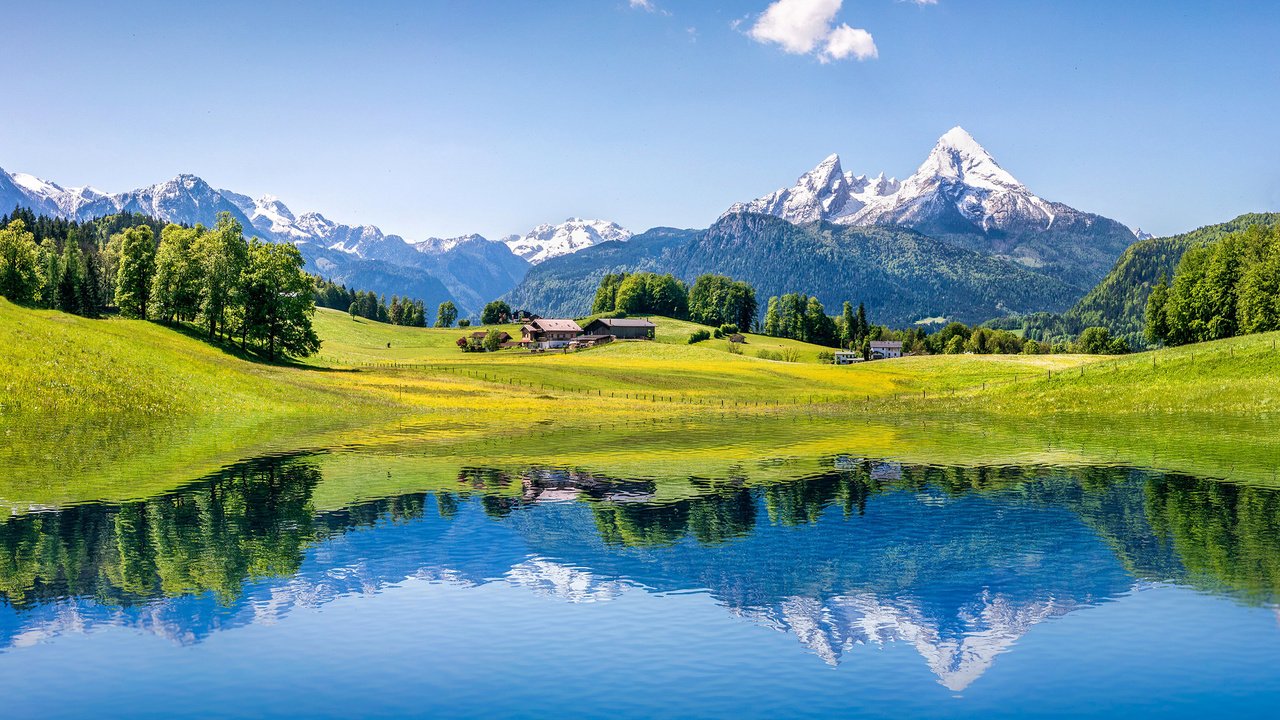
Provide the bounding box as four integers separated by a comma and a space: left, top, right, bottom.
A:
870, 340, 904, 360
521, 318, 583, 348
582, 318, 656, 340
833, 350, 863, 365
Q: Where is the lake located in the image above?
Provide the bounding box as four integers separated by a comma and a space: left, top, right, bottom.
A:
2, 433, 1279, 718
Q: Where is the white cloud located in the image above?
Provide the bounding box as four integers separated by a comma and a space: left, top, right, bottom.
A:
747, 0, 878, 62
823, 23, 877, 62
629, 0, 655, 9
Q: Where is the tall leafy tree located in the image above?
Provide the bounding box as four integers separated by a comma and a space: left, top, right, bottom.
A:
239, 239, 319, 360
151, 224, 203, 323
115, 224, 156, 319
195, 213, 248, 339
0, 219, 42, 303
435, 300, 458, 328
481, 300, 511, 325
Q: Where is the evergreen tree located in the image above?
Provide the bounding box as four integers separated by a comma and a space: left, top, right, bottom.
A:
856, 303, 868, 344
56, 239, 85, 315
763, 296, 781, 337
389, 296, 404, 325
1144, 276, 1170, 346
841, 301, 855, 348
115, 224, 156, 319
591, 273, 623, 314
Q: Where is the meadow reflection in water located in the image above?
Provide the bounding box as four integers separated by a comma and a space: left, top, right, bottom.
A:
1, 452, 1279, 716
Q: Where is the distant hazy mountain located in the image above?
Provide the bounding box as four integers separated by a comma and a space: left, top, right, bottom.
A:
504, 218, 633, 264
727, 127, 1139, 289
506, 213, 1078, 325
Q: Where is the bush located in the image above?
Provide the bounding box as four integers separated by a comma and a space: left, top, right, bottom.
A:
1021, 339, 1041, 355
688, 329, 711, 344
816, 350, 834, 364
756, 349, 781, 361
482, 328, 504, 352
713, 328, 724, 339
458, 319, 471, 327
719, 323, 739, 336
727, 340, 743, 354
780, 348, 800, 363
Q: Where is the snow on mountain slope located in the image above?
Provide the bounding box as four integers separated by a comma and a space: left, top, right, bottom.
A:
724, 127, 1141, 285
505, 218, 633, 264
726, 154, 900, 225
847, 126, 1060, 234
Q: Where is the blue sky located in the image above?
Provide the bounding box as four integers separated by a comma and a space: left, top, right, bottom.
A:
4, 0, 1278, 239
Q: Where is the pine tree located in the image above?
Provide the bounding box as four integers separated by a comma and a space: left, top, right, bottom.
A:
56, 240, 85, 315
841, 301, 855, 348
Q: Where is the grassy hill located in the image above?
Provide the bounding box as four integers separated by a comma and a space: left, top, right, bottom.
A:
4, 301, 1280, 506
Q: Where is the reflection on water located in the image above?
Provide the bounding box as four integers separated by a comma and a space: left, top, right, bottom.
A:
2, 452, 1279, 714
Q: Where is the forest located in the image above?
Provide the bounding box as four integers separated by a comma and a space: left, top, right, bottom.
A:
0, 208, 317, 360
1146, 223, 1280, 347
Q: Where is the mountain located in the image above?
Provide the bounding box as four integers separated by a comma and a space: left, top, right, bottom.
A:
505, 218, 632, 264
1064, 212, 1280, 341
727, 127, 1138, 289
504, 227, 698, 314
506, 213, 1079, 325
0, 165, 536, 316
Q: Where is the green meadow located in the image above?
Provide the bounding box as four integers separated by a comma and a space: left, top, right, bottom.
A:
2, 299, 1278, 510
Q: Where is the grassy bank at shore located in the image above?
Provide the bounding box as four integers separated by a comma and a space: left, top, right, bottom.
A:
2, 300, 1278, 507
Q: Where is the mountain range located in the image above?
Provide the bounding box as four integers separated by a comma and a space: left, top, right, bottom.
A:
725, 126, 1140, 290
3, 127, 1148, 324
0, 167, 631, 316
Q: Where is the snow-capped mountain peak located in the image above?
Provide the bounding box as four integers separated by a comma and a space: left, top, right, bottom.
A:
911, 125, 1023, 193
505, 217, 632, 264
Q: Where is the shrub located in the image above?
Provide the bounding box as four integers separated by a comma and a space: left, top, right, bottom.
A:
727, 340, 743, 354
780, 348, 800, 363
756, 349, 781, 361
458, 319, 471, 327
816, 350, 834, 364
688, 329, 711, 344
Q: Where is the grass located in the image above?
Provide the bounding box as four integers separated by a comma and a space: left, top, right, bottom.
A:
2, 300, 1278, 508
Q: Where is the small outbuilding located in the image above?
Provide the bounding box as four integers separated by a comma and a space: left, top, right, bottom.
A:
582, 317, 656, 340
728, 333, 747, 344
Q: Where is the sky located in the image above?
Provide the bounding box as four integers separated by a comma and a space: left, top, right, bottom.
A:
4, 0, 1279, 239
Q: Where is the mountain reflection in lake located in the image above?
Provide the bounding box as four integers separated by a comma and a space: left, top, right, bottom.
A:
2, 453, 1280, 718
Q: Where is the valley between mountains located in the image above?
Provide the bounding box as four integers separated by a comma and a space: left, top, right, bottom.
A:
2, 127, 1149, 327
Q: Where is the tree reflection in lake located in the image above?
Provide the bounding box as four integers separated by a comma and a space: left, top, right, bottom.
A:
1, 452, 1278, 691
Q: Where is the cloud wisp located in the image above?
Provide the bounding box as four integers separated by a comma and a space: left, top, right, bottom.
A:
747, 0, 878, 63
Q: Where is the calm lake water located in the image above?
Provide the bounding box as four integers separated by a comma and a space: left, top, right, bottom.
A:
2, 447, 1280, 718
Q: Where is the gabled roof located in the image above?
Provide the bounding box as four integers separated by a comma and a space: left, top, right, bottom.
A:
530, 318, 583, 333
588, 317, 656, 329
870, 340, 903, 348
